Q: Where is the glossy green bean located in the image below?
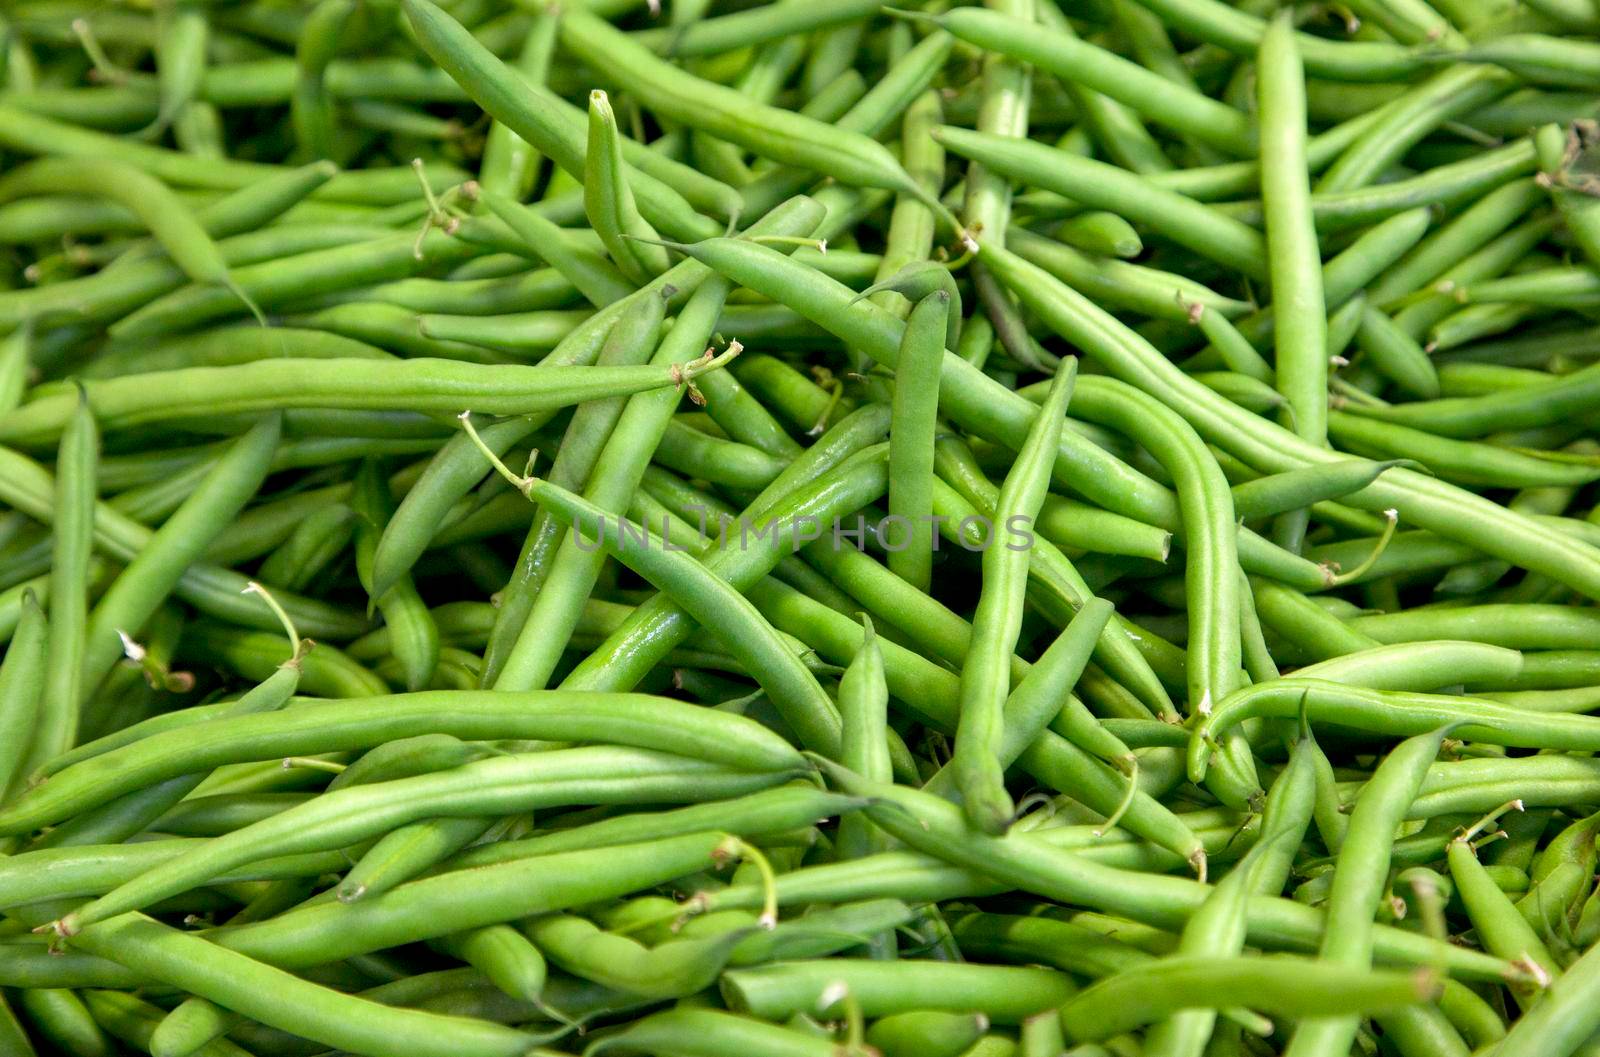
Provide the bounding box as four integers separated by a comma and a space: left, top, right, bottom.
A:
954, 362, 1075, 833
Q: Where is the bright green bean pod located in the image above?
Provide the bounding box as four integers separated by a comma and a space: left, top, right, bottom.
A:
1355, 306, 1441, 399
867, 1011, 990, 1057
519, 476, 842, 757
1123, 0, 1423, 81
1060, 956, 1434, 1042
1144, 744, 1318, 1057
340, 816, 496, 903
1258, 14, 1328, 458
1295, 642, 1524, 692
25, 391, 97, 777
836, 615, 889, 865
1447, 837, 1560, 1001
487, 287, 670, 692
0, 322, 28, 415
17, 989, 112, 1057
1278, 728, 1452, 1057
0, 158, 235, 291
522, 913, 745, 999
477, 189, 633, 308
351, 459, 439, 692
0, 354, 732, 445
1494, 917, 1600, 1057
1230, 459, 1410, 521
80, 413, 281, 698
585, 89, 668, 285
398, 0, 718, 242
557, 4, 959, 236
724, 958, 1075, 1023
925, 6, 1255, 157
0, 590, 46, 801
886, 291, 946, 592
588, 1007, 847, 1057
475, 13, 556, 200
954, 361, 1076, 833
57, 751, 784, 934
0, 690, 799, 836
371, 416, 538, 600
149, 996, 233, 1057
68, 912, 545, 1057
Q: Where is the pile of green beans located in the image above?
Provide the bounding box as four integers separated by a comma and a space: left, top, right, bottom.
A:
10, 0, 1600, 1054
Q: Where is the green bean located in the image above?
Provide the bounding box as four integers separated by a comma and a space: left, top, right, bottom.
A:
431, 924, 549, 1010
1259, 13, 1328, 475
724, 959, 1075, 1024
400, 0, 719, 241
82, 414, 280, 698
653, 236, 1326, 595
1144, 746, 1317, 1057
1119, 0, 1423, 81
0, 353, 734, 445
1496, 905, 1600, 1057
0, 993, 31, 1057
476, 189, 633, 308
589, 1007, 847, 1057
507, 471, 842, 757
835, 614, 889, 874
523, 913, 746, 999
975, 238, 1600, 603
1448, 835, 1562, 998
25, 392, 97, 778
1188, 679, 1600, 783
559, 418, 886, 687
56, 749, 783, 936
793, 760, 1520, 981
924, 7, 1253, 158
883, 295, 945, 582
486, 286, 674, 691
1347, 604, 1600, 651
654, 419, 788, 489
0, 590, 46, 801
2, 689, 799, 836
938, 127, 1265, 277
1231, 460, 1409, 522
862, 1012, 986, 1057
213, 830, 740, 972
1279, 728, 1451, 1057
932, 598, 1120, 791
0, 104, 459, 205
371, 417, 537, 600
1319, 66, 1513, 195
1328, 411, 1600, 489
474, 14, 556, 199
1369, 179, 1545, 307
958, 0, 1033, 267
1062, 957, 1434, 1042
557, 5, 959, 236
954, 361, 1075, 833
351, 459, 439, 692
1355, 306, 1441, 399
67, 912, 545, 1057
1295, 641, 1524, 691
454, 787, 859, 874
739, 32, 953, 218
0, 158, 242, 295
585, 90, 668, 285
17, 988, 112, 1057
1009, 229, 1252, 323
0, 322, 29, 416
1057, 212, 1143, 259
